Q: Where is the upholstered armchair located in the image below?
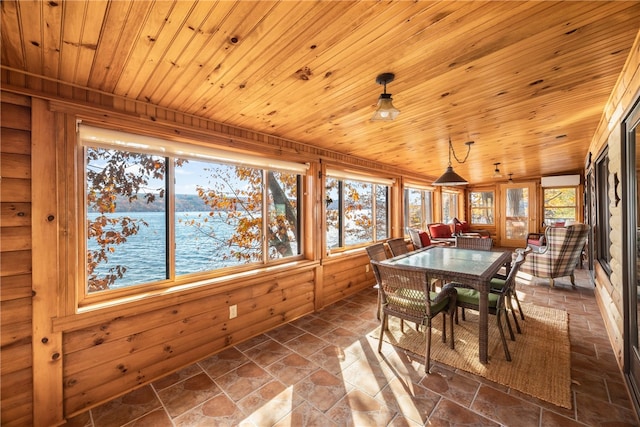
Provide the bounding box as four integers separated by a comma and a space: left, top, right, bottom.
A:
520, 223, 590, 288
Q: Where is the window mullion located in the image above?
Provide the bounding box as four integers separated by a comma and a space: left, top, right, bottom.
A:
167, 157, 176, 280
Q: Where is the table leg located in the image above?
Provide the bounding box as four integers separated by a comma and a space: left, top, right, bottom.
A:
479, 290, 488, 363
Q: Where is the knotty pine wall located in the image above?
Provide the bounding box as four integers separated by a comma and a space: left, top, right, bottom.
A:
1, 93, 34, 426
0, 79, 386, 425
587, 30, 640, 366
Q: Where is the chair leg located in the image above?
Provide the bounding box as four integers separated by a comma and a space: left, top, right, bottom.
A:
448, 312, 455, 349
441, 313, 446, 343
496, 310, 512, 361
378, 314, 387, 354
503, 308, 516, 341
506, 295, 521, 334
570, 273, 576, 288
376, 287, 381, 320
424, 321, 432, 373
513, 292, 525, 320
549, 278, 555, 288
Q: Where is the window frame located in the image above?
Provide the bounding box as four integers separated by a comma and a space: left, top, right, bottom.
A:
324, 169, 392, 253
542, 187, 579, 226
468, 189, 495, 226
403, 185, 434, 234
441, 189, 462, 224
78, 124, 308, 306
595, 147, 612, 275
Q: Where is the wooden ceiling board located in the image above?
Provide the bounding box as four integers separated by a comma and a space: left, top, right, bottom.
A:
2, 0, 639, 184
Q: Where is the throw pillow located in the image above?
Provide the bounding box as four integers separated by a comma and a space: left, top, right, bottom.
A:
430, 223, 452, 238
418, 231, 431, 247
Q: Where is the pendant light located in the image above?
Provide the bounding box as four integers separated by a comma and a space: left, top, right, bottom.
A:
371, 73, 400, 121
492, 162, 502, 178
433, 138, 474, 186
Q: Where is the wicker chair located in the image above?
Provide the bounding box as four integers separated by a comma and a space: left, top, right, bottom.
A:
387, 238, 410, 257
455, 235, 493, 251
371, 260, 457, 373
489, 247, 532, 325
366, 243, 389, 320
520, 224, 590, 288
452, 249, 529, 362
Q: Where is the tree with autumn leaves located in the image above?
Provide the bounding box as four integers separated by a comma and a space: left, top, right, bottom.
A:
85, 149, 298, 292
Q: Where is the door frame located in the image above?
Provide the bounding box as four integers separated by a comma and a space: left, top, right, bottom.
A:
622, 92, 640, 416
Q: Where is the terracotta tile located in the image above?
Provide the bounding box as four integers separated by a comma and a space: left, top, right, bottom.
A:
64, 410, 92, 427
471, 384, 541, 426
292, 316, 337, 337
267, 353, 319, 385
418, 365, 480, 407
376, 377, 441, 425
198, 347, 250, 379
172, 394, 251, 427
92, 385, 161, 427
283, 332, 330, 356
156, 372, 222, 418
428, 398, 499, 426
326, 389, 396, 426
306, 344, 361, 375
122, 408, 172, 427
266, 323, 305, 344
342, 357, 393, 397
152, 364, 203, 391
294, 368, 352, 411
236, 379, 301, 426
273, 401, 339, 427
575, 392, 638, 425
234, 333, 270, 352
243, 338, 293, 367
540, 409, 585, 427
215, 361, 274, 402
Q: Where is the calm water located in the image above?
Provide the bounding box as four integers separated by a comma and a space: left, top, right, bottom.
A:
88, 212, 260, 289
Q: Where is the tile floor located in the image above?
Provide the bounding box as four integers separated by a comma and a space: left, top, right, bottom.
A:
67, 269, 639, 426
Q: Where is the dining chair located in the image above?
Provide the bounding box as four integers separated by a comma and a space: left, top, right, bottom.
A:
370, 260, 457, 373
452, 249, 529, 362
455, 235, 493, 251
490, 247, 532, 323
366, 243, 389, 320
387, 237, 410, 256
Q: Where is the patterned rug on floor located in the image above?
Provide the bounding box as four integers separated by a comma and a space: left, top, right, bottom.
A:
372, 304, 572, 409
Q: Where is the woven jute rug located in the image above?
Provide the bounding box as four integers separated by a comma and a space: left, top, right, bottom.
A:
372, 304, 572, 409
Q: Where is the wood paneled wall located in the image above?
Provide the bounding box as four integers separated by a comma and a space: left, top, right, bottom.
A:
0, 86, 378, 424
588, 30, 640, 367
1, 93, 34, 426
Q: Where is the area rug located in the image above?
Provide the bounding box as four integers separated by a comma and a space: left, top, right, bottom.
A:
372, 304, 572, 409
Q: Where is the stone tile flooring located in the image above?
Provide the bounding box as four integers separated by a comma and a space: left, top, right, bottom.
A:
67, 269, 639, 426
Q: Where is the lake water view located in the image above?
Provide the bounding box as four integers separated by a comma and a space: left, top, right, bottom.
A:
88, 211, 257, 289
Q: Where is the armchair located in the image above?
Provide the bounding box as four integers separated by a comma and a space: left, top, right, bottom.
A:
520, 224, 590, 288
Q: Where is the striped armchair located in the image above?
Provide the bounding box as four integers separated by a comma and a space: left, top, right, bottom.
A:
520, 224, 590, 288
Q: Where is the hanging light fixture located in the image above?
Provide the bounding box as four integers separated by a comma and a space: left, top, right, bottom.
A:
371, 73, 400, 121
492, 162, 502, 178
433, 138, 474, 186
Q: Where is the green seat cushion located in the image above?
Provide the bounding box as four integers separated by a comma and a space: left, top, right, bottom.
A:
387, 289, 449, 314
490, 277, 506, 290
455, 287, 499, 308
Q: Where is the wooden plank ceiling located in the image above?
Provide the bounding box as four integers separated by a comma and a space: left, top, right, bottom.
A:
2, 1, 639, 184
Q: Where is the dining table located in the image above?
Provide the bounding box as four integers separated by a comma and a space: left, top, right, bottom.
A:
383, 245, 513, 364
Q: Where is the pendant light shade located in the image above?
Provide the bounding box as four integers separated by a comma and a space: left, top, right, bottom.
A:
433, 166, 469, 185
433, 138, 474, 186
371, 73, 400, 121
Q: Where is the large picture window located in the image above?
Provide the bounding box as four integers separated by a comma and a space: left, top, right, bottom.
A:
404, 186, 433, 232
441, 191, 460, 224
543, 187, 578, 226
325, 171, 390, 251
81, 125, 305, 297
469, 190, 495, 225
